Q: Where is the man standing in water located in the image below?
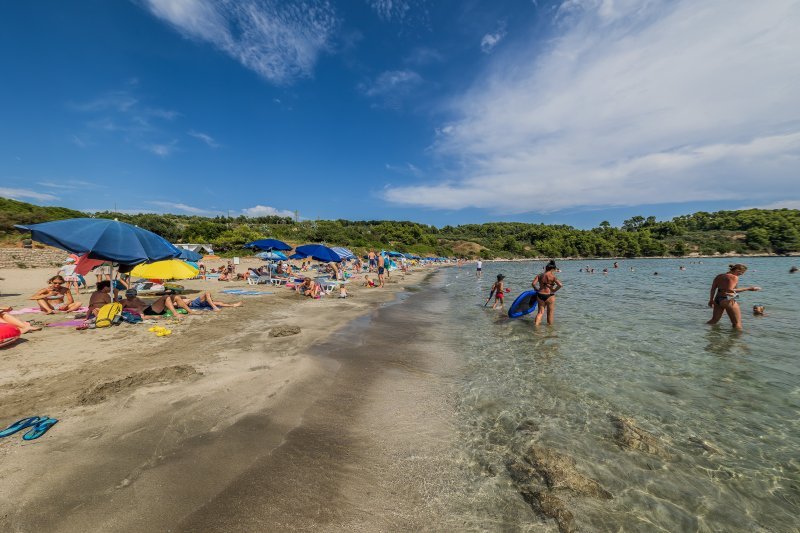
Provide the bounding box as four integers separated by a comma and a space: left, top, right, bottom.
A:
533, 260, 563, 326
707, 263, 760, 330
476, 259, 483, 278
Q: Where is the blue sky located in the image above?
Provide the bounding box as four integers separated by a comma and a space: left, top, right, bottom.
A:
1, 0, 798, 229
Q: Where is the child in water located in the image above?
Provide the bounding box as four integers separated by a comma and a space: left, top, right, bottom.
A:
753, 305, 766, 316
491, 274, 505, 310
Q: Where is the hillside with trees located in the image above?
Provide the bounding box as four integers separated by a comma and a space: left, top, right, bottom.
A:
2, 196, 798, 258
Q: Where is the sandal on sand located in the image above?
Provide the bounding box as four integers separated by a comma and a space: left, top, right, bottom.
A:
0, 417, 41, 438
22, 417, 58, 441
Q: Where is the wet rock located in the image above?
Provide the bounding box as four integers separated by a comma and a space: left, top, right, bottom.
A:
519, 489, 576, 533
610, 415, 670, 459
525, 446, 612, 499
269, 326, 302, 337
688, 436, 721, 455
516, 419, 540, 434
505, 457, 540, 485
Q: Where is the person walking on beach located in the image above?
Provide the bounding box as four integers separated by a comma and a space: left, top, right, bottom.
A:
707, 263, 761, 330
532, 260, 562, 326
476, 259, 483, 278
377, 253, 386, 288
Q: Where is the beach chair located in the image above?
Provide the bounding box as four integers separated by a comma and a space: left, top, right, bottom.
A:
315, 277, 338, 295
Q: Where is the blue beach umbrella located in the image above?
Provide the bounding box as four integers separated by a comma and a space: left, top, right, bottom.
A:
294, 244, 343, 263
256, 251, 288, 261
177, 248, 203, 262
331, 247, 355, 260
16, 218, 181, 265
245, 239, 292, 251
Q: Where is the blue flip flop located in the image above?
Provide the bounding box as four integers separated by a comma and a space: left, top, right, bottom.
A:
23, 417, 58, 440
0, 416, 59, 440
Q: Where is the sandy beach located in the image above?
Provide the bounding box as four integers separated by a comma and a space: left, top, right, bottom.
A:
0, 261, 464, 531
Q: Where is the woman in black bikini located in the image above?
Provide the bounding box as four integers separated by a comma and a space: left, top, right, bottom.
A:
533, 261, 563, 326
707, 263, 760, 330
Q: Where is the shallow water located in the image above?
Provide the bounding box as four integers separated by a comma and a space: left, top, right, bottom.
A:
435, 258, 800, 531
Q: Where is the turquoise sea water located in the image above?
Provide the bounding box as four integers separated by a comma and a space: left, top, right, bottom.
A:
436, 257, 799, 531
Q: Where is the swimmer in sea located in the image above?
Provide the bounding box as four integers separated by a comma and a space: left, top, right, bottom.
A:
707, 263, 761, 330
532, 260, 562, 326
752, 305, 766, 316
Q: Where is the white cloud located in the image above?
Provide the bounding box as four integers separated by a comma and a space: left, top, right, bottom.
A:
744, 200, 800, 210
241, 204, 295, 217
37, 180, 95, 190
140, 0, 338, 85
384, 0, 800, 213
149, 201, 222, 215
385, 162, 423, 177
367, 0, 410, 21
187, 130, 220, 148
405, 46, 443, 66
0, 188, 59, 202
480, 25, 506, 54
145, 141, 178, 157
359, 70, 422, 107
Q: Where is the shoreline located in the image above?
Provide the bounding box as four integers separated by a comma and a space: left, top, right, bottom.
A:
0, 263, 450, 530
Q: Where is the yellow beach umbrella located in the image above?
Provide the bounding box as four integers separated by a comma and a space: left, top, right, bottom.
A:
130, 260, 199, 280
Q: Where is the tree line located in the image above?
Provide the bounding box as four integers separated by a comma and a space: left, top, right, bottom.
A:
2, 197, 798, 258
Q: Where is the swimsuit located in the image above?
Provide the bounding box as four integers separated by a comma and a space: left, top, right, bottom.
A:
143, 306, 166, 316
189, 297, 213, 310
538, 293, 553, 302
378, 266, 385, 275
714, 293, 737, 306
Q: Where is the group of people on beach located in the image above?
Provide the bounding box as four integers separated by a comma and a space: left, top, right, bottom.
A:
482, 259, 789, 331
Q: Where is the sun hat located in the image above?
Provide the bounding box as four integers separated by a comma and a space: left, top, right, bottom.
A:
125, 288, 137, 297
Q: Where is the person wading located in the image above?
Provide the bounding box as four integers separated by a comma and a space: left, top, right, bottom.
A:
532, 260, 563, 326
707, 263, 760, 330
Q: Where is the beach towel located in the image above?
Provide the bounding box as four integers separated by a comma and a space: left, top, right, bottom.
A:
95, 302, 122, 328
46, 320, 86, 327
221, 289, 273, 295
9, 306, 89, 315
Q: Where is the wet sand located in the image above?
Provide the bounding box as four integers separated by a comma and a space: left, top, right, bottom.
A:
0, 263, 465, 531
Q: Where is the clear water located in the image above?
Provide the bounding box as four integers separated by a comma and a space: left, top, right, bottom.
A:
437, 258, 800, 531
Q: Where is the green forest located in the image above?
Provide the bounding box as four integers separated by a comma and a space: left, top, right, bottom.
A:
2, 196, 799, 258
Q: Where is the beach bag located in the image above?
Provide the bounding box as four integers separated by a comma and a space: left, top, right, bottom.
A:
95, 302, 122, 328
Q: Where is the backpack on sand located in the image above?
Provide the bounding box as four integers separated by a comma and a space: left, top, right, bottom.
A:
95, 302, 122, 328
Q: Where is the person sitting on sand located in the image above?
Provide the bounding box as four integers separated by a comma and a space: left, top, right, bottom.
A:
177, 292, 243, 311
30, 275, 83, 314
218, 267, 230, 281
296, 278, 320, 298
338, 284, 348, 299
120, 289, 194, 317
363, 275, 376, 287
87, 280, 112, 316
1, 306, 42, 334
532, 260, 563, 326
707, 263, 761, 330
